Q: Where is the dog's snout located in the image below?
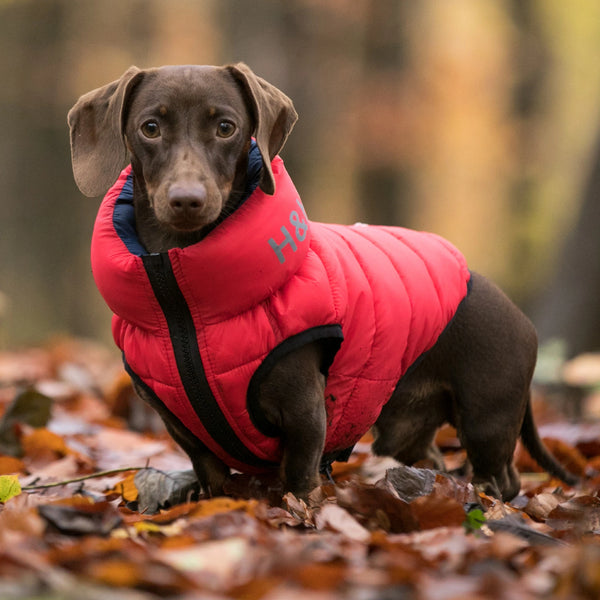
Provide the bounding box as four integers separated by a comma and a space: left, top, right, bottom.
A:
168, 184, 207, 216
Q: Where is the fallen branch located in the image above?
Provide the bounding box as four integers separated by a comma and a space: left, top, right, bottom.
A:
22, 466, 144, 490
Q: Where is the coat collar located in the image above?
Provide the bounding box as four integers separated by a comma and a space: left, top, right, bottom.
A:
93, 145, 311, 326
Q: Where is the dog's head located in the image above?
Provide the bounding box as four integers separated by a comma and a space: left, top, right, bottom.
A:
68, 63, 297, 233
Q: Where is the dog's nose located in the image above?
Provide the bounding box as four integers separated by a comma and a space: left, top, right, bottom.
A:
168, 184, 207, 217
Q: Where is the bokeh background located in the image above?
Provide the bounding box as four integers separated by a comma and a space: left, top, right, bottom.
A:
2, 0, 600, 358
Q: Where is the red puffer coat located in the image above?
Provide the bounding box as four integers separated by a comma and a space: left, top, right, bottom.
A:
91, 149, 471, 473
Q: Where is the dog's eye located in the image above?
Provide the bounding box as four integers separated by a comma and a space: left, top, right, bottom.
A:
216, 120, 236, 138
141, 120, 161, 139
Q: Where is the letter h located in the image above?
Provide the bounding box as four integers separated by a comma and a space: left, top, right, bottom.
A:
268, 226, 297, 264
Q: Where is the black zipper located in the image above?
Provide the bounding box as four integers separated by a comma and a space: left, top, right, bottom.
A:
141, 252, 277, 469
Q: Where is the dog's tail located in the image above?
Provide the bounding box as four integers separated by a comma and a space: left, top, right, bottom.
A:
520, 400, 580, 487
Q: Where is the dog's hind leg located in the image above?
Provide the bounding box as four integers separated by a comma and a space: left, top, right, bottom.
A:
372, 381, 449, 470
452, 385, 526, 500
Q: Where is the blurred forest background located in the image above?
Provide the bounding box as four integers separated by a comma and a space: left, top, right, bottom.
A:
2, 0, 600, 359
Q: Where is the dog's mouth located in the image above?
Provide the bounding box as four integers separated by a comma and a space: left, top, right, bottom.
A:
165, 218, 210, 233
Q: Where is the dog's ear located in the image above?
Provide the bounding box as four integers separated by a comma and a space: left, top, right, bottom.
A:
68, 66, 143, 197
226, 63, 298, 195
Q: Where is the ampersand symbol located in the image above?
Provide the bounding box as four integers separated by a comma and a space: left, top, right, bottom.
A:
289, 210, 308, 242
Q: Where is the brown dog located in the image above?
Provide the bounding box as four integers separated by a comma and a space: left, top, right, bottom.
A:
68, 63, 577, 501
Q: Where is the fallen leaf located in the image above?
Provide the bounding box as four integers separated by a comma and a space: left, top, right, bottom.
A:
411, 491, 466, 530
315, 503, 371, 542
0, 388, 52, 456
547, 496, 600, 535
253, 502, 303, 528
486, 513, 564, 546
108, 471, 139, 502
191, 496, 256, 518
134, 468, 199, 514
283, 492, 314, 525
38, 498, 123, 536
21, 428, 72, 463
524, 492, 563, 521
158, 536, 252, 588
336, 481, 419, 533
292, 561, 349, 592
463, 506, 486, 533
0, 474, 21, 502
384, 465, 435, 502
88, 557, 194, 593
433, 472, 477, 504
0, 455, 25, 474
0, 349, 52, 385
435, 424, 461, 449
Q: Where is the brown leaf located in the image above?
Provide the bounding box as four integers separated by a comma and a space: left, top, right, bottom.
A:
0, 388, 52, 456
21, 428, 72, 464
229, 575, 283, 600
433, 472, 478, 504
410, 491, 466, 530
0, 455, 25, 475
253, 502, 303, 528
292, 561, 348, 592
435, 424, 461, 449
0, 350, 52, 385
87, 557, 194, 593
283, 492, 314, 525
336, 481, 419, 533
20, 454, 86, 489
547, 496, 600, 534
524, 493, 563, 521
158, 537, 255, 589
107, 471, 139, 503
315, 503, 371, 542
191, 496, 257, 518
38, 498, 123, 536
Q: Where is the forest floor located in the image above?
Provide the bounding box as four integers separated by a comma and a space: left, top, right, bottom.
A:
2, 338, 600, 599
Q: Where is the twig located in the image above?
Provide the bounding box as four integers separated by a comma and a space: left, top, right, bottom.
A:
22, 466, 145, 490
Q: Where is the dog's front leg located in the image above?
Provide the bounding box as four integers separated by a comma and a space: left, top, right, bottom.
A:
257, 342, 327, 499
279, 385, 326, 498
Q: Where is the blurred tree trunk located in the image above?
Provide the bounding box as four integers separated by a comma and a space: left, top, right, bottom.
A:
533, 132, 600, 356
505, 0, 552, 305
355, 1, 412, 226
0, 0, 216, 347
219, 0, 365, 225
0, 0, 77, 345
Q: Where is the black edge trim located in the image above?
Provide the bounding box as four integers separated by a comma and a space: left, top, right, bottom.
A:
247, 324, 344, 438
320, 445, 355, 473
141, 252, 277, 469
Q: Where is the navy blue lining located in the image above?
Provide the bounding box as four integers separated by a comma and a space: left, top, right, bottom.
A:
113, 173, 148, 256
111, 140, 263, 257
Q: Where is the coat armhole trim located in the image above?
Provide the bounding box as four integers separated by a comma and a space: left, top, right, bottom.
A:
246, 324, 344, 438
